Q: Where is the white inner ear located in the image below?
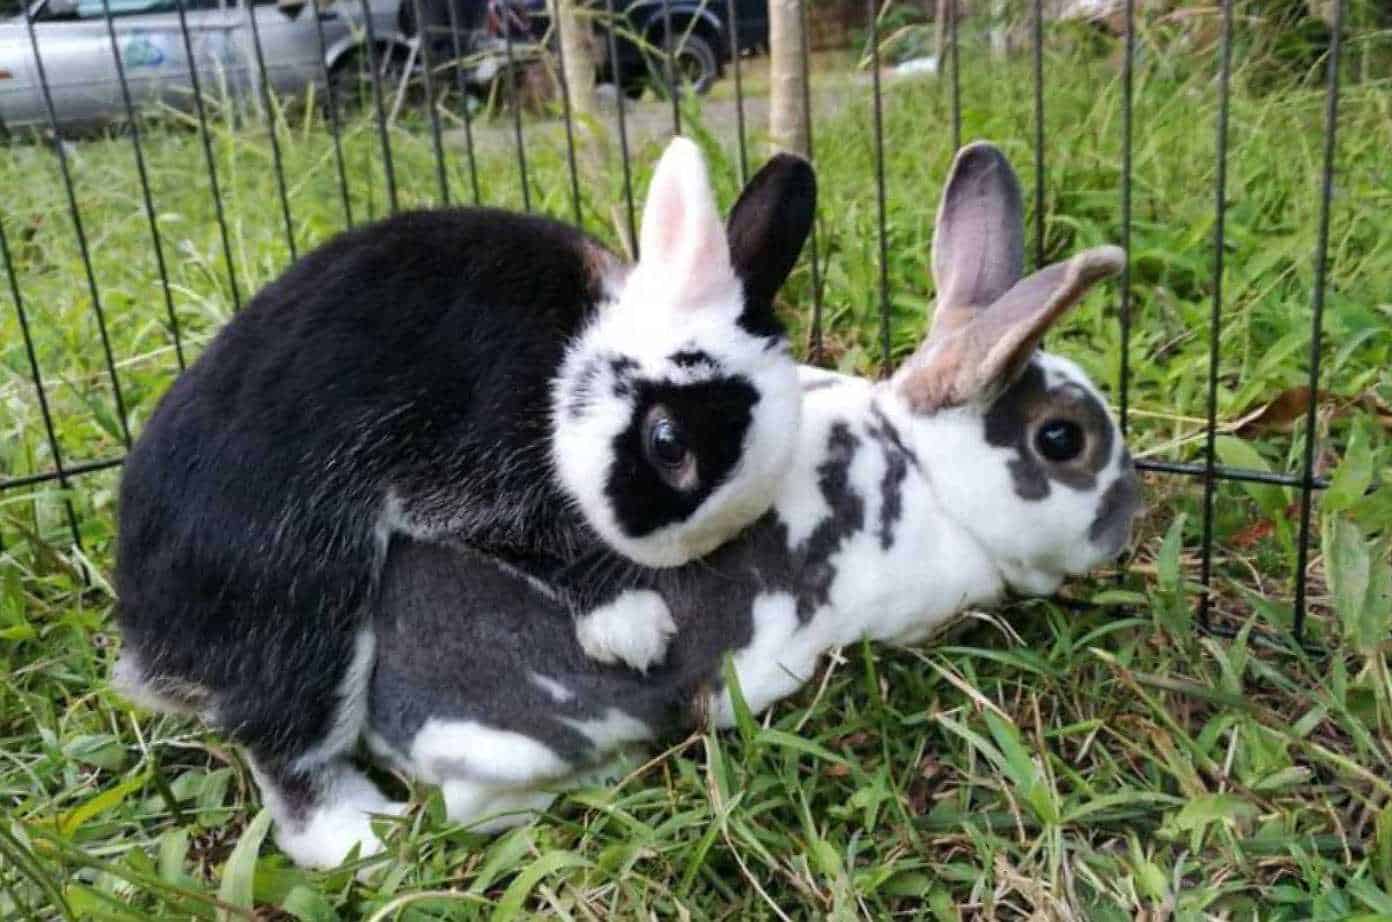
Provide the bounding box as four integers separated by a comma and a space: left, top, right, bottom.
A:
636, 138, 735, 303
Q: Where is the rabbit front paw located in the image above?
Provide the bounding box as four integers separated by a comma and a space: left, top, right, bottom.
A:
574, 589, 676, 674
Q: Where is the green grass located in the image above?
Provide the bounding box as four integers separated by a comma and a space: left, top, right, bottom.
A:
2, 20, 1392, 919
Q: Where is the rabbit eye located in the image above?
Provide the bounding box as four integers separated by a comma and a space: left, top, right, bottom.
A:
645, 413, 689, 469
1035, 419, 1084, 462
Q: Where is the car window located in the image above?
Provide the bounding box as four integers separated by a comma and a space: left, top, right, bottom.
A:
40, 0, 218, 19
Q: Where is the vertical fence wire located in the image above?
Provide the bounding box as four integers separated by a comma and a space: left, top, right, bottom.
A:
0, 219, 83, 550
725, 0, 748, 184
410, 0, 452, 204
604, 0, 638, 253
1198, 0, 1235, 630
550, 0, 586, 228
866, 0, 890, 374
172, 0, 242, 309
501, 15, 533, 211
359, 0, 401, 213
1118, 0, 1133, 436
20, 8, 131, 449
798, 0, 824, 363
246, 2, 299, 261
661, 0, 681, 134
443, 0, 483, 204
948, 0, 960, 153
1292, 0, 1345, 644
312, 0, 355, 226
99, 0, 183, 370
1031, 0, 1044, 269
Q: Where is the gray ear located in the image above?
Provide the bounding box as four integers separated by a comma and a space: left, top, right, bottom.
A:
897, 245, 1124, 413
931, 142, 1025, 323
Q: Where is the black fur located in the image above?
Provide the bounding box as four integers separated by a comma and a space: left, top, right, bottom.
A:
668, 349, 721, 372
865, 404, 920, 550
724, 154, 817, 338
1089, 449, 1141, 551
566, 356, 605, 420
793, 423, 865, 621
117, 153, 819, 818
605, 377, 760, 538
116, 208, 611, 782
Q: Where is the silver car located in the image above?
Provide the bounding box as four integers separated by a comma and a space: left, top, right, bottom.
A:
0, 0, 411, 132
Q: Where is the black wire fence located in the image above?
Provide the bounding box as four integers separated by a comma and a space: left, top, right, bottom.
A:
0, 0, 1361, 646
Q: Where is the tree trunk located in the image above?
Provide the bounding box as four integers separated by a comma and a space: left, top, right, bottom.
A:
935, 0, 949, 63
768, 0, 809, 156
991, 0, 1009, 58
554, 0, 606, 160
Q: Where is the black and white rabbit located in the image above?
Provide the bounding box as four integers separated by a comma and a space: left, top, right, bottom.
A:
111, 138, 815, 870
356, 142, 1144, 860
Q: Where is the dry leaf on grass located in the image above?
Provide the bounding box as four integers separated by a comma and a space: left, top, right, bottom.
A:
1234, 387, 1392, 439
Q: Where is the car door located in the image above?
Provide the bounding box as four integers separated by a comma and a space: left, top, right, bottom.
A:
201, 0, 345, 107
110, 0, 226, 116
0, 0, 122, 129
0, 0, 225, 131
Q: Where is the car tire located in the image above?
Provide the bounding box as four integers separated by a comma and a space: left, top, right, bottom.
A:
327, 45, 409, 112
652, 30, 719, 98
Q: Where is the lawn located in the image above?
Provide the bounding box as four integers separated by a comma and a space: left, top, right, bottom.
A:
2, 17, 1391, 920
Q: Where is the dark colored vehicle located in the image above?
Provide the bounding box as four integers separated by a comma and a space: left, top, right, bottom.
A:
514, 0, 768, 98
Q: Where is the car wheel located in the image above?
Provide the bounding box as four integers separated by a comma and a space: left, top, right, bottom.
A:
327, 46, 409, 112
653, 30, 719, 98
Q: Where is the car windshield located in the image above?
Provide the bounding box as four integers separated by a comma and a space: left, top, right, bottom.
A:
28, 0, 185, 20
78, 0, 177, 14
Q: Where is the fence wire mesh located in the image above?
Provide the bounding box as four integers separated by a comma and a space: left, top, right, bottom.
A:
0, 0, 1366, 646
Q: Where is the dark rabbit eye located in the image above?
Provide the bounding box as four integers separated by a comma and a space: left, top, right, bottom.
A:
1035, 419, 1085, 462
646, 413, 689, 468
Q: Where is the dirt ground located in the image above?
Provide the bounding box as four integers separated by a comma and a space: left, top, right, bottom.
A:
442, 52, 881, 157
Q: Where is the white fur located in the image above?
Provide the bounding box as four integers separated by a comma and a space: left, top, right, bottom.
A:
369, 350, 1135, 843
252, 760, 405, 872
574, 589, 677, 673
529, 672, 575, 704
410, 718, 571, 786
711, 592, 806, 725
917, 352, 1134, 595
550, 138, 802, 568
561, 707, 652, 749
636, 137, 732, 306
110, 652, 208, 719
441, 781, 557, 831
258, 145, 1138, 871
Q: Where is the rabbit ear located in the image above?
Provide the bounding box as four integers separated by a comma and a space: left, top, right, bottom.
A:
636, 137, 736, 303
928, 142, 1025, 340
725, 153, 817, 334
897, 245, 1124, 413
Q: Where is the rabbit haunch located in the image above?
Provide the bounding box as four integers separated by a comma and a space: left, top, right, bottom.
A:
111, 139, 816, 870
309, 141, 1142, 866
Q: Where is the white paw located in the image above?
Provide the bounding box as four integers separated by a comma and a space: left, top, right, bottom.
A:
574, 589, 676, 674
265, 771, 406, 873
442, 780, 557, 832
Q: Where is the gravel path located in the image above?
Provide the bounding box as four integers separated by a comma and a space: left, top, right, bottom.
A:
442, 79, 862, 156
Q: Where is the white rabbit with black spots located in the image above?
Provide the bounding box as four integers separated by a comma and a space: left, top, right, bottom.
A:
112, 138, 816, 871
359, 141, 1144, 854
